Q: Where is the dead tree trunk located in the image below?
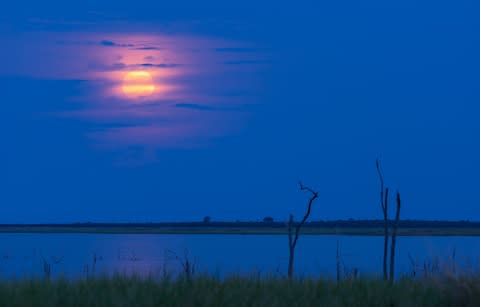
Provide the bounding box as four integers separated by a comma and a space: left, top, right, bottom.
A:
389, 191, 401, 283
287, 182, 318, 279
336, 240, 341, 283
376, 159, 389, 281
287, 214, 295, 278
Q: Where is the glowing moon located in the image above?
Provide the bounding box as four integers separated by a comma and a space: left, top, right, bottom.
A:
122, 71, 155, 98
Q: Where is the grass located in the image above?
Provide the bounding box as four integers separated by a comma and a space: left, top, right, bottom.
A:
0, 275, 479, 306
1, 226, 480, 236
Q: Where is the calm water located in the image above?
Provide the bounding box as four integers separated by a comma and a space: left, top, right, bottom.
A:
0, 234, 479, 279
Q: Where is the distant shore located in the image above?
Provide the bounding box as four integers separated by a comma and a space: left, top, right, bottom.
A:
1, 226, 480, 236
1, 220, 480, 236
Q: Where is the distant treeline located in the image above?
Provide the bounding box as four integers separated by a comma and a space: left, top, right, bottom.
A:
1, 219, 479, 229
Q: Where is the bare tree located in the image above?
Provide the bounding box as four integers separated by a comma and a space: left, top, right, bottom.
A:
389, 191, 401, 282
376, 159, 389, 280
376, 159, 403, 282
287, 182, 319, 279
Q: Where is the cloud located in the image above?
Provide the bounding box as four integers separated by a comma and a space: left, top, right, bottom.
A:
110, 63, 127, 70
56, 40, 134, 48
174, 103, 216, 111
173, 103, 248, 112
100, 40, 116, 46
135, 47, 163, 50
88, 62, 181, 72
139, 63, 182, 68
100, 40, 134, 48
89, 62, 127, 71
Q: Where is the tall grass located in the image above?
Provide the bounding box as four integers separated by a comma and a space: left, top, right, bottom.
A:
0, 275, 479, 306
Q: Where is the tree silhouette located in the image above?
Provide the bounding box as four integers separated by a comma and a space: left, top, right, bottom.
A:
287, 182, 319, 279
376, 159, 389, 280
376, 159, 402, 282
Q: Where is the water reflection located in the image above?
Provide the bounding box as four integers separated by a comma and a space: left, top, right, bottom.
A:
0, 234, 479, 279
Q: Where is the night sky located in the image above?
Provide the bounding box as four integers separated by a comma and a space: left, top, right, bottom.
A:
1, 0, 479, 223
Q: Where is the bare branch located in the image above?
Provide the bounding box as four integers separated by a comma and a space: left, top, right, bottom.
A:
376, 159, 386, 214
288, 182, 319, 279
299, 181, 318, 196
292, 182, 319, 248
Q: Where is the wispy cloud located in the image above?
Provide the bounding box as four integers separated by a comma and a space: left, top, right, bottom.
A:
89, 62, 127, 71
174, 103, 216, 111
88, 62, 181, 72
56, 39, 135, 48
135, 46, 163, 50
100, 40, 134, 47
139, 63, 182, 68
174, 103, 252, 112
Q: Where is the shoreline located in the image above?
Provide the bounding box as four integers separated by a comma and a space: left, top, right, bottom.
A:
1, 226, 480, 236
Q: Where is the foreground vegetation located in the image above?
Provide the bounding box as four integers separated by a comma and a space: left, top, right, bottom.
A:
0, 275, 479, 307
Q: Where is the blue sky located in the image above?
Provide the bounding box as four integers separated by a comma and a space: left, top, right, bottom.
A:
1, 0, 479, 223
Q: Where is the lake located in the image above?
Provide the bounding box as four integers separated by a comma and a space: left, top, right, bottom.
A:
0, 234, 479, 279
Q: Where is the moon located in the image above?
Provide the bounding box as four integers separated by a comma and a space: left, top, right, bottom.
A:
122, 71, 155, 98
